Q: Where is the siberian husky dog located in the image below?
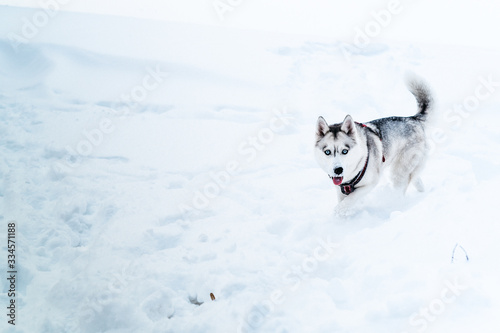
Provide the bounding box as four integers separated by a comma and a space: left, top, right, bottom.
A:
315, 78, 433, 214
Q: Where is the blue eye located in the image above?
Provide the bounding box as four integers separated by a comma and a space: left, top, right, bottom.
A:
341, 149, 348, 155
324, 149, 331, 155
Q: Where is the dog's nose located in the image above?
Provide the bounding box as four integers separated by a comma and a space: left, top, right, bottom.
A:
334, 167, 343, 175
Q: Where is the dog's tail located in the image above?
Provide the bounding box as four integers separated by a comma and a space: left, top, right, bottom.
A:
406, 76, 433, 121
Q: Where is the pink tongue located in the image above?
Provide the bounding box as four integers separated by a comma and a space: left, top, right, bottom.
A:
333, 177, 343, 185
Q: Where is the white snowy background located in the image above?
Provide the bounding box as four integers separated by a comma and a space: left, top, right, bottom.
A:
1, 1, 500, 332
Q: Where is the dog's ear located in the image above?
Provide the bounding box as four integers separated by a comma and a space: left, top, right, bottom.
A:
341, 115, 356, 136
316, 116, 329, 137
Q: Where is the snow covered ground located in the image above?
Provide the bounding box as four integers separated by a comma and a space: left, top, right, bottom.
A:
1, 3, 500, 333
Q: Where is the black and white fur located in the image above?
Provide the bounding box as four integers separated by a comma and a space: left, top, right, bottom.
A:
315, 78, 433, 214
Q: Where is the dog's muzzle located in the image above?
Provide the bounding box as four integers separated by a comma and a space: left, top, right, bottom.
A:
331, 167, 344, 185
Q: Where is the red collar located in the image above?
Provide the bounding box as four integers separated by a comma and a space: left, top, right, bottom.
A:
339, 154, 370, 195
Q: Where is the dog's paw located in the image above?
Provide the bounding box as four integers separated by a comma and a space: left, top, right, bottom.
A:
413, 177, 425, 192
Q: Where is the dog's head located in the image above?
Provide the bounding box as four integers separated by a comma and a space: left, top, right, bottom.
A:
315, 115, 364, 185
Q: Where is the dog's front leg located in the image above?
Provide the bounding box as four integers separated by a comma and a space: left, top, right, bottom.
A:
334, 184, 375, 217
